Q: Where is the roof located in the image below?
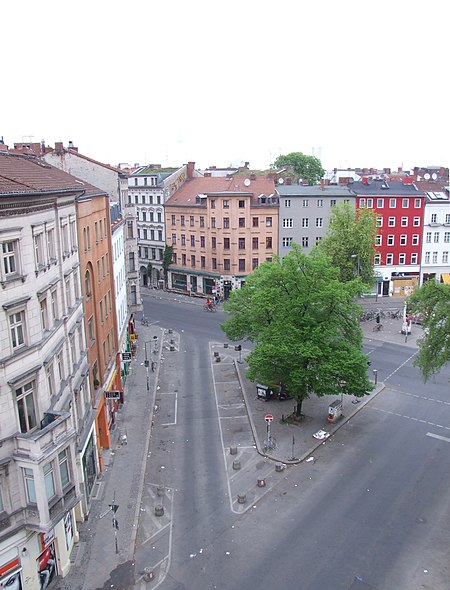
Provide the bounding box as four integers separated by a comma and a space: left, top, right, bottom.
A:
165, 176, 277, 206
134, 166, 177, 176
350, 179, 424, 196
0, 152, 106, 198
277, 183, 354, 196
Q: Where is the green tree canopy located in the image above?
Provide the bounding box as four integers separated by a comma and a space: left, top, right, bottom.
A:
221, 246, 372, 416
273, 152, 325, 185
317, 202, 377, 285
408, 280, 450, 381
162, 245, 173, 288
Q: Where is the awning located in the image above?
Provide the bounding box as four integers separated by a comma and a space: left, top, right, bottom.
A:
441, 273, 450, 284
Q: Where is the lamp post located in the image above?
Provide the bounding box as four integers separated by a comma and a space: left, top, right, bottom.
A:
144, 341, 151, 391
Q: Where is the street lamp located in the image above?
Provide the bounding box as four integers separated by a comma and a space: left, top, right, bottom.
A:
153, 335, 158, 353
144, 341, 153, 391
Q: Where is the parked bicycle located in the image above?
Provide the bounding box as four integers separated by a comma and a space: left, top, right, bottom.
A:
141, 315, 149, 326
372, 323, 383, 331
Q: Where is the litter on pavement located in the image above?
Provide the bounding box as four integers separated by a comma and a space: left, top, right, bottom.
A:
313, 430, 330, 440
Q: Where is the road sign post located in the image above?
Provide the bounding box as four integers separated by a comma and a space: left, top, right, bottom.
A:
264, 414, 274, 451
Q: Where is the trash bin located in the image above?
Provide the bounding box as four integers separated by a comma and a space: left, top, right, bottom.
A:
327, 399, 343, 423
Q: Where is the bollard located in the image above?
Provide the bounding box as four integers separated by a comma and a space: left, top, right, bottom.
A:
168, 328, 173, 334
156, 485, 165, 497
232, 459, 241, 470
170, 345, 175, 351
215, 356, 221, 362
230, 446, 238, 455
275, 463, 284, 472
170, 338, 175, 345
237, 493, 246, 504
154, 505, 164, 517
257, 478, 266, 487
224, 343, 229, 348
214, 351, 219, 357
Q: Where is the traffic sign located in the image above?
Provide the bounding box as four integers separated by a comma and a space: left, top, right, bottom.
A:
121, 352, 132, 361
105, 390, 121, 400
265, 414, 273, 423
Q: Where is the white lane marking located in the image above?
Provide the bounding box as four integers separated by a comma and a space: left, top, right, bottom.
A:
383, 387, 450, 406
385, 351, 418, 382
426, 432, 450, 443
161, 393, 178, 426
371, 407, 450, 431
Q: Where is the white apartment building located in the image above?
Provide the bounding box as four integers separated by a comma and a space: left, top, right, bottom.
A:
420, 190, 450, 284
0, 152, 96, 588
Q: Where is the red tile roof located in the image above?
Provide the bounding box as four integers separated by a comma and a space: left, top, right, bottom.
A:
165, 176, 277, 206
0, 152, 106, 197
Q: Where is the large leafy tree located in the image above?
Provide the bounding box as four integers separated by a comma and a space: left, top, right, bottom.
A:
408, 280, 450, 381
221, 246, 373, 416
273, 152, 325, 185
317, 202, 377, 285
162, 245, 173, 289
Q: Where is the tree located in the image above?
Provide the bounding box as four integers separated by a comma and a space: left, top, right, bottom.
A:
273, 152, 325, 185
221, 246, 373, 416
162, 245, 173, 289
408, 280, 450, 381
317, 202, 377, 286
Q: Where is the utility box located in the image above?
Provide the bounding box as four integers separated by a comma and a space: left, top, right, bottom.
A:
327, 399, 343, 423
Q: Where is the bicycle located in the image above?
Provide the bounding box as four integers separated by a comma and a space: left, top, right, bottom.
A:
204, 303, 216, 312
141, 315, 149, 326
372, 323, 383, 331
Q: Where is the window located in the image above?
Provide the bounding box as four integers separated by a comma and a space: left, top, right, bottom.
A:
200, 216, 205, 228
424, 252, 430, 264
434, 232, 439, 243
377, 198, 384, 208
302, 199, 309, 207
401, 217, 408, 227
238, 238, 245, 250
9, 311, 25, 349
24, 468, 36, 503
210, 200, 216, 209
223, 218, 230, 229
375, 235, 382, 246
302, 237, 309, 248
389, 198, 396, 208
376, 216, 383, 227
367, 198, 373, 208
315, 236, 322, 245
40, 298, 49, 330
171, 214, 176, 225
172, 234, 176, 245
302, 218, 309, 228
388, 217, 395, 227
201, 256, 206, 269
400, 235, 407, 246
402, 199, 409, 208
129, 251, 135, 272
223, 200, 229, 208
16, 381, 37, 433
414, 198, 421, 208
252, 237, 258, 249
374, 254, 381, 265
411, 253, 418, 264
182, 254, 186, 265
239, 218, 245, 228
398, 253, 405, 264
386, 253, 393, 265
190, 215, 194, 227
412, 234, 419, 245
200, 236, 205, 248
181, 234, 186, 246
224, 238, 230, 249
285, 199, 291, 207
252, 217, 259, 227
238, 259, 245, 271
266, 237, 273, 249
191, 255, 195, 267
212, 258, 217, 270
431, 213, 437, 223
316, 218, 323, 228
283, 218, 293, 228
443, 252, 449, 264
252, 258, 259, 269
444, 232, 450, 243
44, 462, 55, 500
190, 235, 195, 247
283, 237, 293, 247
34, 232, 45, 267
211, 218, 216, 229
223, 259, 230, 271
211, 236, 216, 249
181, 215, 185, 226
266, 217, 272, 227
88, 316, 95, 342
387, 235, 394, 246
359, 198, 366, 208
239, 200, 245, 208
432, 251, 438, 263
126, 221, 133, 239
446, 214, 450, 224
2, 240, 18, 276
51, 289, 58, 321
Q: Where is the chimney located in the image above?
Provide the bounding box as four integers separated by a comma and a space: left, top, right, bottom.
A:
398, 166, 403, 173
320, 179, 325, 190
286, 177, 292, 185
55, 141, 64, 154
244, 161, 249, 169
250, 173, 256, 180
187, 161, 195, 179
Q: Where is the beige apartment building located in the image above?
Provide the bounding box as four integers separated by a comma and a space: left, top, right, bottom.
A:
165, 174, 278, 298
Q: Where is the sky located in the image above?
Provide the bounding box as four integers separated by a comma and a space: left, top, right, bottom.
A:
1, 0, 449, 173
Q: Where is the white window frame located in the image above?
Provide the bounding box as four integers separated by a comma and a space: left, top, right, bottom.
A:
411, 253, 418, 264
400, 234, 407, 246
386, 253, 394, 265
388, 217, 395, 227
401, 217, 408, 227
398, 253, 406, 264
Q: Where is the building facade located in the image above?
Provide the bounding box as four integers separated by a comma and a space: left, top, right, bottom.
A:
419, 190, 450, 284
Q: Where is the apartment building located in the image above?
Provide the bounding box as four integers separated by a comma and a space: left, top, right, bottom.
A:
419, 190, 450, 284
165, 174, 278, 298
0, 153, 96, 588
277, 182, 354, 257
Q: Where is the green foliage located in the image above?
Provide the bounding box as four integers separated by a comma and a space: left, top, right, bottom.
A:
221, 247, 373, 411
162, 245, 173, 288
317, 202, 377, 285
408, 280, 450, 381
273, 152, 325, 185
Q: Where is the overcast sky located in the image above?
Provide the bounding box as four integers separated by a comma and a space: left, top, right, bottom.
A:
1, 0, 448, 173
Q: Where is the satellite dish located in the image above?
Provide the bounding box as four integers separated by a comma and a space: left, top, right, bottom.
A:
432, 172, 438, 180
278, 177, 284, 184
243, 178, 251, 187
424, 173, 430, 180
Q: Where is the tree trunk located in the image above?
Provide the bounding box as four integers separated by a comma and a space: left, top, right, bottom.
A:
296, 398, 303, 418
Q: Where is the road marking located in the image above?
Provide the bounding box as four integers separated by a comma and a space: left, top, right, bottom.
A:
426, 432, 450, 443
384, 351, 418, 382
371, 407, 450, 431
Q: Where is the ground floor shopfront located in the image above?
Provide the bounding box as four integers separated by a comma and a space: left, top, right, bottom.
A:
374, 267, 420, 297
168, 269, 246, 299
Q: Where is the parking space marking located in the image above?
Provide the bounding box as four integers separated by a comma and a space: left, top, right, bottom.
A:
370, 406, 450, 431
384, 351, 418, 382
426, 432, 450, 443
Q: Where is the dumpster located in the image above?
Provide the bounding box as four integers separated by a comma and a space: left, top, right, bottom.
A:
327, 399, 343, 423
256, 383, 291, 401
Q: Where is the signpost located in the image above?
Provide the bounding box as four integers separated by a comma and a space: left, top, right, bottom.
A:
264, 414, 275, 451
105, 390, 121, 400
121, 352, 132, 362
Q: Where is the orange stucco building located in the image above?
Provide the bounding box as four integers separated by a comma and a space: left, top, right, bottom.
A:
165, 174, 278, 298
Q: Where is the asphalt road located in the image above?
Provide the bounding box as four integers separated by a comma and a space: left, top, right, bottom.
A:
141, 296, 450, 590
